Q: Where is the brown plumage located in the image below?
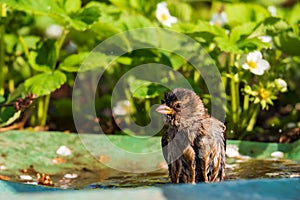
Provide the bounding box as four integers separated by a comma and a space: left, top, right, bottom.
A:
156, 88, 226, 183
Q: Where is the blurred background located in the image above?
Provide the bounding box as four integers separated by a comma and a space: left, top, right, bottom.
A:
0, 0, 299, 142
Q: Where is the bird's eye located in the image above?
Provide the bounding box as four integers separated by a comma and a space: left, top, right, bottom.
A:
175, 103, 181, 108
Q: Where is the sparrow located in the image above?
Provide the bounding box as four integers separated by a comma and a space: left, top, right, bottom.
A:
156, 88, 226, 183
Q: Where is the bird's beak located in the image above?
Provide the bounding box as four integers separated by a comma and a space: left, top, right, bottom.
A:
156, 104, 174, 115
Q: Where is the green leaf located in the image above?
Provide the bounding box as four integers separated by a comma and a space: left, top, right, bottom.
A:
60, 52, 90, 72
120, 14, 154, 30
28, 51, 51, 72
230, 22, 257, 43
215, 37, 242, 53
169, 2, 192, 22
273, 31, 300, 56
0, 109, 21, 128
16, 35, 40, 53
28, 39, 57, 72
79, 52, 114, 71
0, 96, 5, 104
169, 53, 185, 70
24, 71, 67, 96
117, 57, 132, 65
251, 17, 290, 38
90, 22, 121, 38
225, 3, 269, 26
237, 38, 271, 51
72, 6, 101, 29
288, 3, 300, 25
65, 0, 81, 14
128, 77, 165, 99
36, 39, 57, 68
1, 0, 69, 22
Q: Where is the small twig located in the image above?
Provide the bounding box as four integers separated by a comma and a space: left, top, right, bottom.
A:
0, 106, 32, 132
0, 93, 36, 111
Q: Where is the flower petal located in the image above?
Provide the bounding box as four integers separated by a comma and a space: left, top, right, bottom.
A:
257, 59, 270, 70
247, 51, 262, 62
242, 63, 250, 70
157, 1, 167, 9
250, 67, 264, 75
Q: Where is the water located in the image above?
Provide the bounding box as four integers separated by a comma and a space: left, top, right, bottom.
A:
5, 158, 299, 189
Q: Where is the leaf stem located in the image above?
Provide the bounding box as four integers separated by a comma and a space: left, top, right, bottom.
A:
246, 104, 260, 132
0, 3, 6, 96
229, 53, 239, 127
41, 94, 50, 126
56, 27, 69, 57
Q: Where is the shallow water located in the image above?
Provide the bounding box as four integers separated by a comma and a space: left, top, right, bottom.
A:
4, 158, 299, 189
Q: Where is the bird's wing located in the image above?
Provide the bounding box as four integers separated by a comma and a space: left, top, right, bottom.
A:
194, 117, 226, 182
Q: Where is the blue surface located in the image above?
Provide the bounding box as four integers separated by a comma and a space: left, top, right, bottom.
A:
0, 178, 299, 200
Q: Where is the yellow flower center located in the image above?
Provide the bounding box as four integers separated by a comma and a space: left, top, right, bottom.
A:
160, 13, 168, 21
248, 61, 257, 69
258, 88, 270, 100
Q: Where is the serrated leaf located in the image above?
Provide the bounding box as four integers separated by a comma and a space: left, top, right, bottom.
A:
1, 0, 70, 22
24, 71, 66, 96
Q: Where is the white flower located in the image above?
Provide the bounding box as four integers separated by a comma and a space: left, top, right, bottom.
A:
258, 35, 272, 43
112, 100, 131, 116
209, 11, 228, 27
268, 6, 277, 16
275, 78, 287, 92
45, 24, 63, 39
156, 2, 177, 27
242, 51, 270, 75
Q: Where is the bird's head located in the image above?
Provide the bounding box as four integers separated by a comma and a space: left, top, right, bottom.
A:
156, 88, 208, 129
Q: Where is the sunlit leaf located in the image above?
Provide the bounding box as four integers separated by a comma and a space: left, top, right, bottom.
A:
65, 0, 81, 14
169, 2, 192, 22
288, 3, 300, 25
225, 3, 269, 25
74, 6, 100, 25
24, 71, 66, 96
60, 52, 90, 72
0, 96, 5, 104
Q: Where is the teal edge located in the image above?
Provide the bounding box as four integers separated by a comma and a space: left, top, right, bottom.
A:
0, 178, 299, 200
